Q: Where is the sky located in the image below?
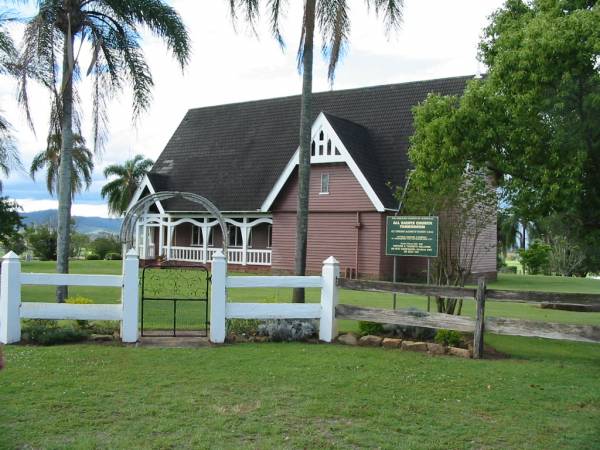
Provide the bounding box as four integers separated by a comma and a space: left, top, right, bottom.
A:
0, 0, 505, 217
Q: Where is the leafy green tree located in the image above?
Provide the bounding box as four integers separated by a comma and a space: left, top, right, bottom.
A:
15, 0, 190, 301
90, 235, 121, 260
0, 197, 24, 252
30, 134, 93, 199
519, 240, 551, 275
405, 0, 600, 275
69, 231, 90, 258
101, 155, 153, 215
25, 225, 57, 261
228, 0, 403, 302
405, 94, 497, 315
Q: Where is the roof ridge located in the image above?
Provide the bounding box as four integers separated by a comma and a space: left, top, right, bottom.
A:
185, 74, 476, 114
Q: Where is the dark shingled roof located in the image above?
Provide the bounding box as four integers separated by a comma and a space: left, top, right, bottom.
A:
150, 75, 473, 212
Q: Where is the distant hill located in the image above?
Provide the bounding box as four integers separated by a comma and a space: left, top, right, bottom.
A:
21, 210, 123, 235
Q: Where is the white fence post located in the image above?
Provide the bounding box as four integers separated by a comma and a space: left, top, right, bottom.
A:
320, 256, 340, 343
210, 250, 227, 343
121, 249, 139, 343
0, 251, 21, 344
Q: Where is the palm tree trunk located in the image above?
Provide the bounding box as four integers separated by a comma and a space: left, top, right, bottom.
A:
292, 0, 316, 304
56, 32, 75, 303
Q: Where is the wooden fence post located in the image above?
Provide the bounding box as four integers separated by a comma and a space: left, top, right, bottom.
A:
210, 250, 227, 343
121, 249, 139, 343
0, 251, 21, 344
473, 277, 486, 359
320, 256, 340, 343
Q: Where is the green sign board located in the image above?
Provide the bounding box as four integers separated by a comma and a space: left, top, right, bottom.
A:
386, 216, 439, 257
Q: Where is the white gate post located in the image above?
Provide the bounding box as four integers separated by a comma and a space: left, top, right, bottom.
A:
210, 250, 227, 343
121, 249, 139, 343
320, 256, 340, 342
0, 251, 21, 344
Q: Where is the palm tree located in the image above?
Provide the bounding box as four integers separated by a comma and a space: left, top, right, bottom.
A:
15, 0, 190, 301
30, 134, 93, 199
101, 155, 153, 216
0, 12, 21, 190
229, 0, 403, 302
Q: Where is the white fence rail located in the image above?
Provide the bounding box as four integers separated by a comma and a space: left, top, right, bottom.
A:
209, 251, 339, 344
0, 250, 140, 344
168, 246, 272, 266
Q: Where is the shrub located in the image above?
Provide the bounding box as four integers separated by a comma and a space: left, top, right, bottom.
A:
66, 297, 93, 329
89, 321, 119, 336
90, 235, 121, 259
104, 252, 122, 260
395, 324, 436, 341
24, 225, 57, 260
434, 329, 462, 347
519, 240, 551, 275
358, 321, 384, 336
21, 320, 90, 345
227, 319, 260, 336
86, 253, 101, 260
258, 319, 317, 342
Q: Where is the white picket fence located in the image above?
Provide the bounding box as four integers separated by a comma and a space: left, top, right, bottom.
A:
0, 250, 139, 344
209, 250, 340, 343
1, 248, 339, 345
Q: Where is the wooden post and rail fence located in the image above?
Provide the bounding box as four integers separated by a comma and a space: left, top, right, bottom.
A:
1, 248, 599, 356
337, 278, 600, 358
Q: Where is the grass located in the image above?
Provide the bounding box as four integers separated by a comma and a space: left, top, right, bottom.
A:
1, 340, 599, 449
1, 260, 599, 448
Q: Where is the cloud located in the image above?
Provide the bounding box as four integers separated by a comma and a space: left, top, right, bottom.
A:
16, 198, 109, 217
0, 0, 505, 217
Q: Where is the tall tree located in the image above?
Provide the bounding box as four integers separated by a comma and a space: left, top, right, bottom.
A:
101, 154, 153, 215
15, 0, 190, 301
0, 12, 21, 189
30, 133, 93, 198
228, 0, 403, 302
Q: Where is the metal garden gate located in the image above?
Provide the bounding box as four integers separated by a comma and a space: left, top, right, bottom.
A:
140, 262, 210, 337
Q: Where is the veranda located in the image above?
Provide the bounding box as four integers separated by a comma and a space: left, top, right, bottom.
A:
136, 213, 273, 267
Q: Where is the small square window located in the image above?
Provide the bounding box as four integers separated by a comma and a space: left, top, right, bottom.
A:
320, 173, 330, 194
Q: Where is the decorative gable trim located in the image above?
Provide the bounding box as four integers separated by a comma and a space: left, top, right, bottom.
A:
260, 112, 385, 212
126, 175, 165, 215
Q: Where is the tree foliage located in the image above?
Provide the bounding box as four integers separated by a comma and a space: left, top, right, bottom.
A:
0, 12, 21, 188
30, 134, 93, 199
0, 196, 23, 252
25, 225, 57, 261
403, 94, 497, 314
14, 0, 190, 300
101, 154, 153, 215
90, 235, 121, 259
405, 0, 600, 276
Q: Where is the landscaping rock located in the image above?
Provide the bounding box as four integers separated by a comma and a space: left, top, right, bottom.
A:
401, 341, 428, 352
359, 335, 383, 347
449, 347, 472, 358
427, 343, 447, 355
337, 333, 358, 346
382, 338, 402, 348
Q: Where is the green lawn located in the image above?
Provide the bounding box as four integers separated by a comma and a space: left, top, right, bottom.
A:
1, 340, 599, 449
1, 260, 598, 448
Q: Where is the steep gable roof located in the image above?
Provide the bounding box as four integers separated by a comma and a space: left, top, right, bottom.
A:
150, 75, 473, 212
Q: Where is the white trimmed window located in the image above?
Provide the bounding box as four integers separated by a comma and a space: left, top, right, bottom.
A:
228, 224, 251, 248
191, 225, 213, 246
320, 173, 330, 194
